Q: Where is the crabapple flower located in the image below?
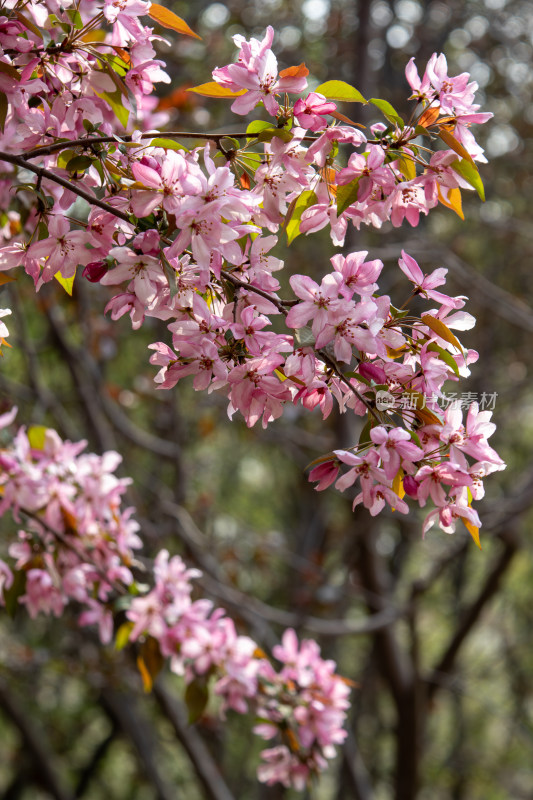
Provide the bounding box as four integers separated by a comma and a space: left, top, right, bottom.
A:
293, 93, 337, 132
369, 426, 424, 480
212, 26, 308, 116
399, 250, 465, 308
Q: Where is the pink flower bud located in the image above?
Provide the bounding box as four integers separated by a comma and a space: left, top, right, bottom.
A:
309, 461, 339, 491
83, 261, 109, 283
358, 362, 386, 384
402, 475, 419, 498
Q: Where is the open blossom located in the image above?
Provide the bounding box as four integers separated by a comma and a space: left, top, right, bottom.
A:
293, 92, 337, 132
27, 216, 91, 282
398, 250, 465, 308
103, 0, 151, 24
336, 145, 396, 202
213, 26, 308, 116
369, 426, 424, 480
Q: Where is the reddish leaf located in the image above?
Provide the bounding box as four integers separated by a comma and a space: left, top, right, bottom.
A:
417, 105, 440, 129
279, 63, 309, 80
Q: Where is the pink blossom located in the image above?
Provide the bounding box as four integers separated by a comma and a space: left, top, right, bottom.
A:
370, 426, 424, 480
213, 27, 308, 117
336, 145, 396, 202
293, 92, 337, 132
398, 250, 464, 308
28, 216, 91, 281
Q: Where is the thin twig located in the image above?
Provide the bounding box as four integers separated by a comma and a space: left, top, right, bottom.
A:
153, 682, 237, 800
0, 150, 131, 223
21, 130, 320, 160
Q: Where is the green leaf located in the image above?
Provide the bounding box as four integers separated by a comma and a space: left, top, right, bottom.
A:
95, 89, 129, 128
370, 98, 404, 128
414, 124, 433, 138
65, 155, 93, 173
450, 158, 485, 201
160, 251, 178, 299
389, 304, 409, 320
345, 370, 371, 387
246, 120, 274, 136
314, 80, 367, 103
410, 429, 422, 448
336, 177, 360, 216
66, 8, 83, 29
105, 53, 129, 77
57, 149, 76, 168
256, 127, 293, 143
427, 341, 460, 377
220, 136, 241, 152
240, 151, 263, 174
149, 137, 188, 152
46, 14, 70, 33
285, 190, 317, 244
185, 679, 209, 724
358, 417, 373, 447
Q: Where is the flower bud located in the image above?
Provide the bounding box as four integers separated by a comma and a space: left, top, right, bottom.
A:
359, 362, 386, 384
83, 261, 108, 283
402, 474, 419, 498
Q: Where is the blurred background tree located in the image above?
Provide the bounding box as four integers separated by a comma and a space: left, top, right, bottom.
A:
1, 1, 533, 799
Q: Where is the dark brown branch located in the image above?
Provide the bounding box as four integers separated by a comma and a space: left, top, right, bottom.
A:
427, 528, 520, 701
21, 131, 320, 160
0, 150, 131, 223
8, 284, 79, 441
162, 500, 403, 637
0, 679, 74, 800
19, 507, 127, 595
356, 520, 421, 800
74, 724, 118, 798
221, 269, 288, 316
153, 682, 237, 800
410, 540, 469, 599
43, 300, 118, 452
100, 688, 176, 800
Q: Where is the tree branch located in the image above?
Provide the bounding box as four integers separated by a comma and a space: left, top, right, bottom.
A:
161, 500, 402, 637
0, 151, 131, 223
100, 687, 176, 800
153, 682, 237, 800
427, 528, 520, 701
0, 678, 74, 800
21, 131, 320, 160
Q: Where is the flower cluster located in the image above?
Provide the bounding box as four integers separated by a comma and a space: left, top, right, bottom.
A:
0, 410, 349, 789
127, 550, 350, 789
0, 2, 504, 788
0, 4, 501, 539
0, 407, 141, 642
